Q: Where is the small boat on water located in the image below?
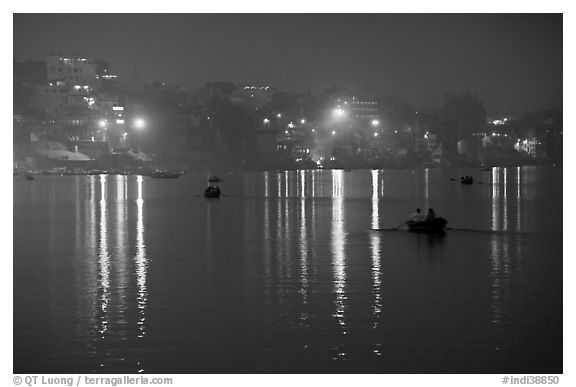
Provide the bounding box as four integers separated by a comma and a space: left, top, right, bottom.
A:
204, 185, 221, 198
25, 174, 35, 180
151, 169, 182, 179
460, 176, 474, 185
208, 175, 221, 183
406, 217, 447, 233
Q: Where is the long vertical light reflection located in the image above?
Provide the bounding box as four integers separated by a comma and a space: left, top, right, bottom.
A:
284, 171, 289, 197
264, 171, 269, 198
277, 172, 282, 198
371, 170, 379, 229
299, 195, 309, 323
135, 176, 148, 342
490, 233, 511, 330
300, 170, 306, 198
73, 177, 83, 341
283, 191, 291, 279
86, 176, 98, 339
490, 167, 511, 335
331, 170, 346, 340
516, 166, 522, 232
115, 176, 128, 330
503, 168, 508, 231
492, 168, 500, 231
263, 186, 271, 302
370, 170, 382, 335
98, 175, 110, 338
311, 170, 316, 197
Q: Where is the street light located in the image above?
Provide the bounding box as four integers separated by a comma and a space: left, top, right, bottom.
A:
371, 119, 380, 127
134, 118, 146, 129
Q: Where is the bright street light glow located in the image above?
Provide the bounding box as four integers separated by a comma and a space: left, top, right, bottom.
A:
134, 118, 145, 129
374, 132, 379, 137
371, 120, 379, 126
301, 119, 306, 124
263, 118, 270, 124
277, 113, 282, 118
98, 120, 107, 128
332, 130, 336, 135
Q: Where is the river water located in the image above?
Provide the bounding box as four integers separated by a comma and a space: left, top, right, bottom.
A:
13, 167, 562, 373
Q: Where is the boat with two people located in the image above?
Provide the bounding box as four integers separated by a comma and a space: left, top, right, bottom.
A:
204, 185, 221, 198
460, 175, 474, 185
405, 208, 447, 233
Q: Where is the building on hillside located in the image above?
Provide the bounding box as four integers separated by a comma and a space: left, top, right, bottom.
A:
237, 84, 277, 108
46, 53, 97, 86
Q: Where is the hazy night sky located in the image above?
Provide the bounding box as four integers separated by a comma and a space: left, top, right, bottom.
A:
13, 13, 562, 114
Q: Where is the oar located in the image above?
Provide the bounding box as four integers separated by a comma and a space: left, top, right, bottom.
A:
394, 221, 407, 229
373, 221, 406, 231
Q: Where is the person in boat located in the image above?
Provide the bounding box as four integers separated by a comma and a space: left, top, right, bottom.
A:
425, 208, 437, 221
206, 185, 221, 193
408, 208, 425, 222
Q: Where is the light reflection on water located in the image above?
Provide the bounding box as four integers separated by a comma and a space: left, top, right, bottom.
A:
370, 170, 382, 338
87, 175, 150, 371
331, 170, 347, 359
299, 192, 309, 322
97, 175, 110, 341
135, 176, 148, 343
13, 167, 562, 373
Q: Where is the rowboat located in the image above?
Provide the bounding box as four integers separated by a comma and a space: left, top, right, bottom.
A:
204, 185, 221, 198
406, 217, 447, 233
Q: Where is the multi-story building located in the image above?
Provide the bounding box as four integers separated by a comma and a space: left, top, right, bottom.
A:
351, 97, 379, 121
29, 53, 99, 116
46, 53, 97, 86
237, 84, 277, 108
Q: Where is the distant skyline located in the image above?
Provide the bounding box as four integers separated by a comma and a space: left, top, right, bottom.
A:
14, 13, 562, 114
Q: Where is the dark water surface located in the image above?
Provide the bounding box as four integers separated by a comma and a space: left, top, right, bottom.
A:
13, 167, 562, 373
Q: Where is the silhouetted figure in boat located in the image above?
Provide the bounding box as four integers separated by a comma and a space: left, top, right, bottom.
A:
409, 208, 425, 222
425, 208, 437, 221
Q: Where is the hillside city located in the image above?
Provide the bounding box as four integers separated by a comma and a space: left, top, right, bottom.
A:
13, 53, 563, 174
